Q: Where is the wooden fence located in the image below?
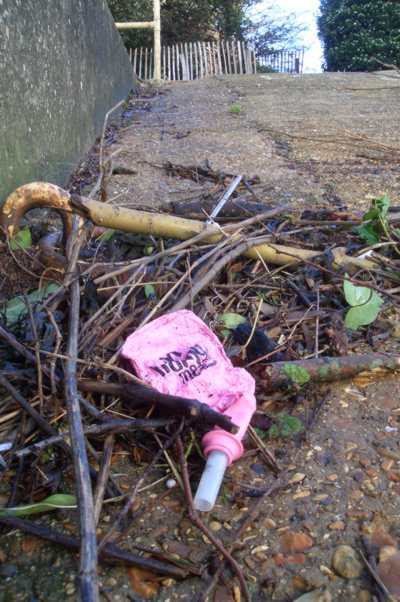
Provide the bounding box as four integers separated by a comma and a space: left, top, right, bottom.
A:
129, 42, 305, 80
257, 48, 304, 74
129, 40, 256, 80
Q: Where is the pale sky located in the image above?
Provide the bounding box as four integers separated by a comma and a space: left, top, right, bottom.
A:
254, 0, 323, 72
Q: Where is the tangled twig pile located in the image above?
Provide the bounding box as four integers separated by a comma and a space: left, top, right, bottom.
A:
0, 159, 400, 601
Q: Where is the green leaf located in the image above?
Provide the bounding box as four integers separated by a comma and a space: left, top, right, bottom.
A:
282, 363, 311, 386
1, 283, 59, 325
374, 193, 390, 219
356, 194, 391, 244
355, 223, 380, 245
144, 245, 154, 256
229, 103, 242, 114
343, 278, 384, 330
97, 229, 115, 242
144, 284, 156, 299
0, 494, 76, 518
345, 294, 384, 330
343, 278, 373, 306
268, 424, 279, 439
219, 313, 246, 330
10, 227, 32, 251
268, 414, 304, 439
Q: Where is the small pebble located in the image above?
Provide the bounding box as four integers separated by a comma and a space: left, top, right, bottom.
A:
378, 552, 400, 596
332, 545, 363, 579
379, 545, 398, 563
289, 473, 306, 484
382, 459, 394, 471
65, 583, 76, 596
328, 520, 346, 531
280, 531, 313, 554
293, 490, 311, 499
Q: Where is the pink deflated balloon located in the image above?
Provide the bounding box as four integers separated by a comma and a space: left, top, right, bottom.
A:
121, 310, 256, 463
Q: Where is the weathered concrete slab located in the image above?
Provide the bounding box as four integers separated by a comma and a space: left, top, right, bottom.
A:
105, 73, 400, 212
0, 0, 133, 202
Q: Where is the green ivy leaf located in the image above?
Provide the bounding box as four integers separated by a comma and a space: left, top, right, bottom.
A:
2, 283, 59, 325
219, 313, 246, 330
144, 245, 155, 256
97, 229, 115, 242
373, 193, 390, 219
268, 424, 280, 439
355, 223, 380, 245
10, 227, 32, 251
343, 278, 373, 306
345, 294, 384, 330
144, 284, 156, 299
268, 414, 304, 439
343, 278, 383, 330
0, 494, 76, 518
282, 363, 311, 386
355, 194, 391, 244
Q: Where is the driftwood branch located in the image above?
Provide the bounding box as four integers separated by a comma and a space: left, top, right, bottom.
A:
78, 380, 239, 434
1, 182, 375, 271
264, 353, 400, 390
64, 221, 99, 602
93, 435, 114, 526
0, 374, 55, 436
15, 418, 172, 458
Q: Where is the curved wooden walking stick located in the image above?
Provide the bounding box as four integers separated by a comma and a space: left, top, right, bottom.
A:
1, 182, 74, 244
1, 181, 375, 271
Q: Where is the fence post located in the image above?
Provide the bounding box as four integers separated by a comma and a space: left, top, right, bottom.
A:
139, 47, 143, 79
221, 40, 228, 74
188, 42, 193, 80
153, 0, 161, 80
203, 42, 209, 77
197, 42, 203, 78
162, 44, 166, 79
133, 48, 137, 77
193, 42, 198, 79
237, 40, 243, 74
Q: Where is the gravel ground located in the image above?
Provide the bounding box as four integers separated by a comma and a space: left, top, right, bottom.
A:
106, 71, 400, 213
1, 72, 400, 602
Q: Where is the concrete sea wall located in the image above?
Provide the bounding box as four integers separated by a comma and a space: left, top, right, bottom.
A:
0, 0, 133, 202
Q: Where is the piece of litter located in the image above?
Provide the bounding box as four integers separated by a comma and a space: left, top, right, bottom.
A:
0, 442, 12, 453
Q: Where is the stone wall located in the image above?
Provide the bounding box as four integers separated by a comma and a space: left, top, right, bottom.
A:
0, 0, 133, 202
